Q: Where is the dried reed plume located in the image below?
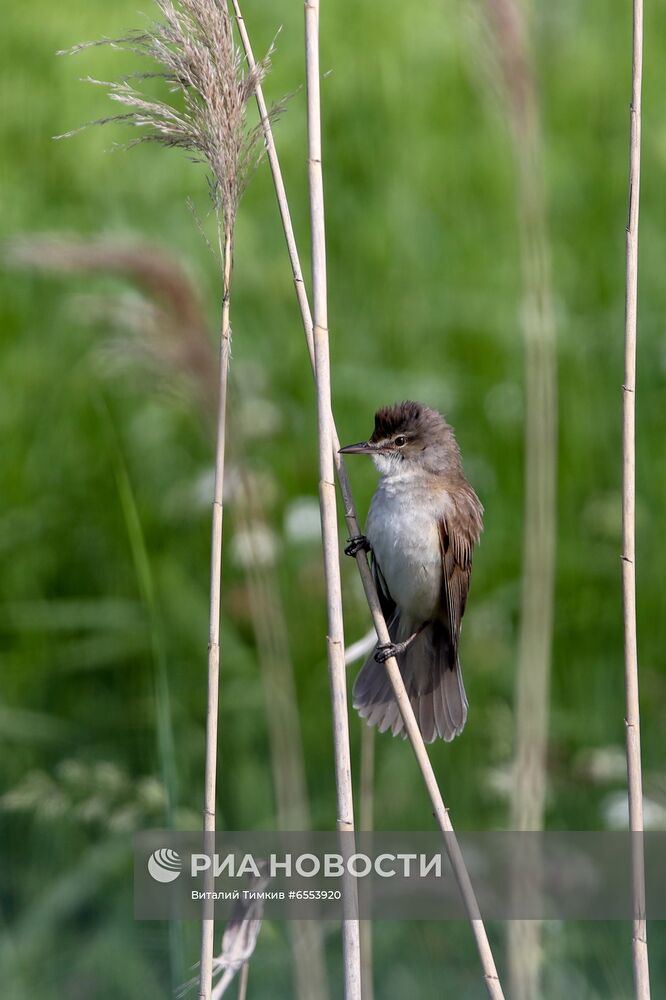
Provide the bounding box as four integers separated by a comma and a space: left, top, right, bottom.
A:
59, 5, 273, 998
622, 0, 651, 996
58, 0, 271, 237
234, 2, 505, 995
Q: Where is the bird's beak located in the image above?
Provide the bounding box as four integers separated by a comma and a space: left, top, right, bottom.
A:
339, 440, 375, 455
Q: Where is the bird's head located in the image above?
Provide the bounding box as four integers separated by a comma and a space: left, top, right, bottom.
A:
339, 401, 461, 477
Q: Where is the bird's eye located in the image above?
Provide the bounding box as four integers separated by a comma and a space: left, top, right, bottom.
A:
394, 436, 407, 447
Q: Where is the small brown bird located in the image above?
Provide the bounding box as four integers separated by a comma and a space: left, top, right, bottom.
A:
340, 401, 483, 742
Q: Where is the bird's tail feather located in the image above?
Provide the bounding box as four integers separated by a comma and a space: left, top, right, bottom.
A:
352, 615, 468, 743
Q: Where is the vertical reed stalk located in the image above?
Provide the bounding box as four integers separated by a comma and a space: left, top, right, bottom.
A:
622, 1, 650, 996
359, 726, 375, 1000
478, 2, 557, 994
304, 3, 362, 998
233, 4, 506, 995
237, 963, 249, 1000
200, 228, 233, 1000
507, 133, 556, 1000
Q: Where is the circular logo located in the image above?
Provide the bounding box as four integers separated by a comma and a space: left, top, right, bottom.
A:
148, 848, 182, 883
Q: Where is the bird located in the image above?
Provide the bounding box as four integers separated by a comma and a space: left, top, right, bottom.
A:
339, 401, 483, 743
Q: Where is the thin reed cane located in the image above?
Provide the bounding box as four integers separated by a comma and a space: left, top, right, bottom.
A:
230, 1, 314, 360
304, 2, 362, 998
359, 725, 375, 1000
233, 4, 505, 996
622, 0, 650, 996
237, 963, 249, 1000
200, 228, 233, 999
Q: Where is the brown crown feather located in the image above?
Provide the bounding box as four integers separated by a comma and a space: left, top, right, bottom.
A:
370, 401, 448, 442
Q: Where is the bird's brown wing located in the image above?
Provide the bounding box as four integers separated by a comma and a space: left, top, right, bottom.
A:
437, 486, 483, 668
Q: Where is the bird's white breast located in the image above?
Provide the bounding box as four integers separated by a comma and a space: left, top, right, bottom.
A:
365, 477, 446, 621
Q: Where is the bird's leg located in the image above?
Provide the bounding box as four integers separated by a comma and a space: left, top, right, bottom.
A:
344, 534, 371, 558
374, 622, 428, 663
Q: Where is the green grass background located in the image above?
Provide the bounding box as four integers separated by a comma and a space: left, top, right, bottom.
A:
1, 0, 665, 996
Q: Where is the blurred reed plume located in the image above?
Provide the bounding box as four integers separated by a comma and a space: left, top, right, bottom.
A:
58, 5, 276, 996
475, 1, 557, 997
6, 235, 218, 409
4, 230, 330, 1000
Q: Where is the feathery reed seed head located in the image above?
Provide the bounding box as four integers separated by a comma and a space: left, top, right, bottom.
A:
58, 0, 273, 235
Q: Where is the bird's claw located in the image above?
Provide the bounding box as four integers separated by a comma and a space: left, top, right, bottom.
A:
344, 534, 371, 558
374, 642, 399, 663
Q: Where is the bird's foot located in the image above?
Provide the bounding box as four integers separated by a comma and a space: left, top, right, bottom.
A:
374, 642, 402, 663
374, 625, 426, 663
344, 534, 371, 558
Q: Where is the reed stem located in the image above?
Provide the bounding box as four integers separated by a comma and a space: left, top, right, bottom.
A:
622, 1, 650, 996
199, 228, 233, 1000
304, 2, 362, 997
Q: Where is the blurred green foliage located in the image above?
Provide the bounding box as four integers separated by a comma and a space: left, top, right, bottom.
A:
1, 0, 665, 997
